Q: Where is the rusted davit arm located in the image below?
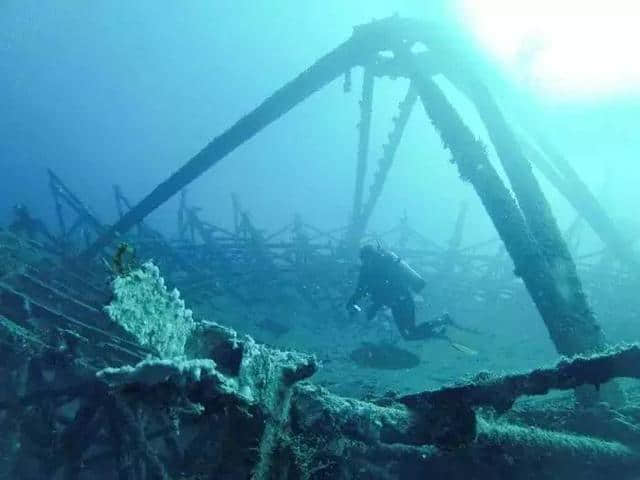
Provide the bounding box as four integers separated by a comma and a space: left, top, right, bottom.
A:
81, 38, 367, 260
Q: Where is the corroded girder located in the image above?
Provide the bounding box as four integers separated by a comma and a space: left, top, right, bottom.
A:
78, 17, 463, 259
400, 344, 640, 418
350, 68, 375, 231
407, 56, 604, 357
48, 169, 105, 236
75, 16, 614, 369
358, 84, 418, 237
291, 345, 640, 477
447, 76, 599, 345
80, 36, 373, 260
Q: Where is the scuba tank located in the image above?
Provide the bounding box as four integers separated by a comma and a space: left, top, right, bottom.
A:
387, 250, 426, 293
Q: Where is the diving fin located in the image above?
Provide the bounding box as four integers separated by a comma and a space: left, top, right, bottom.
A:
449, 342, 478, 356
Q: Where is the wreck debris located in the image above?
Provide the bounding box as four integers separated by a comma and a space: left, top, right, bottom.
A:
80, 34, 366, 259
400, 344, 640, 446
407, 64, 599, 359
354, 84, 418, 245
3, 14, 640, 479
96, 357, 218, 388
460, 79, 607, 356
72, 17, 622, 382
291, 383, 640, 479
105, 261, 195, 358
48, 169, 105, 249
2, 242, 640, 478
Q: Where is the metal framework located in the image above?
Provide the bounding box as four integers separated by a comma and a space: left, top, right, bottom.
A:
2, 16, 640, 478
71, 17, 633, 364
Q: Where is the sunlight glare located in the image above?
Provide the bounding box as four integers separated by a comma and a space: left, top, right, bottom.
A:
458, 0, 640, 97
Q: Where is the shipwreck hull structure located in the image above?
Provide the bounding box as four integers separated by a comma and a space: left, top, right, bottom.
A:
2, 15, 640, 480
2, 236, 640, 479
76, 16, 631, 362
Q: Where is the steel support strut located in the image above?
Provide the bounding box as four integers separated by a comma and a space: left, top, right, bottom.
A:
357, 84, 417, 241
81, 38, 366, 260
347, 68, 374, 248
407, 53, 605, 357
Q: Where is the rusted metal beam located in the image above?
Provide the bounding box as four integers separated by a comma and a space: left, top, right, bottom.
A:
450, 78, 599, 335
48, 170, 104, 236
77, 18, 453, 260
357, 84, 418, 241
81, 37, 367, 260
348, 68, 375, 246
408, 54, 606, 357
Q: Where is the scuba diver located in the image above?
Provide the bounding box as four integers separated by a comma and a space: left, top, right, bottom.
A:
346, 244, 462, 342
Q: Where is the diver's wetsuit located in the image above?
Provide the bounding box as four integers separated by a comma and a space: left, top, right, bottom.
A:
347, 245, 441, 341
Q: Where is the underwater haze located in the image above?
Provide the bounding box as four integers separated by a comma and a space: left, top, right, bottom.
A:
3, 1, 640, 479
2, 1, 639, 242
